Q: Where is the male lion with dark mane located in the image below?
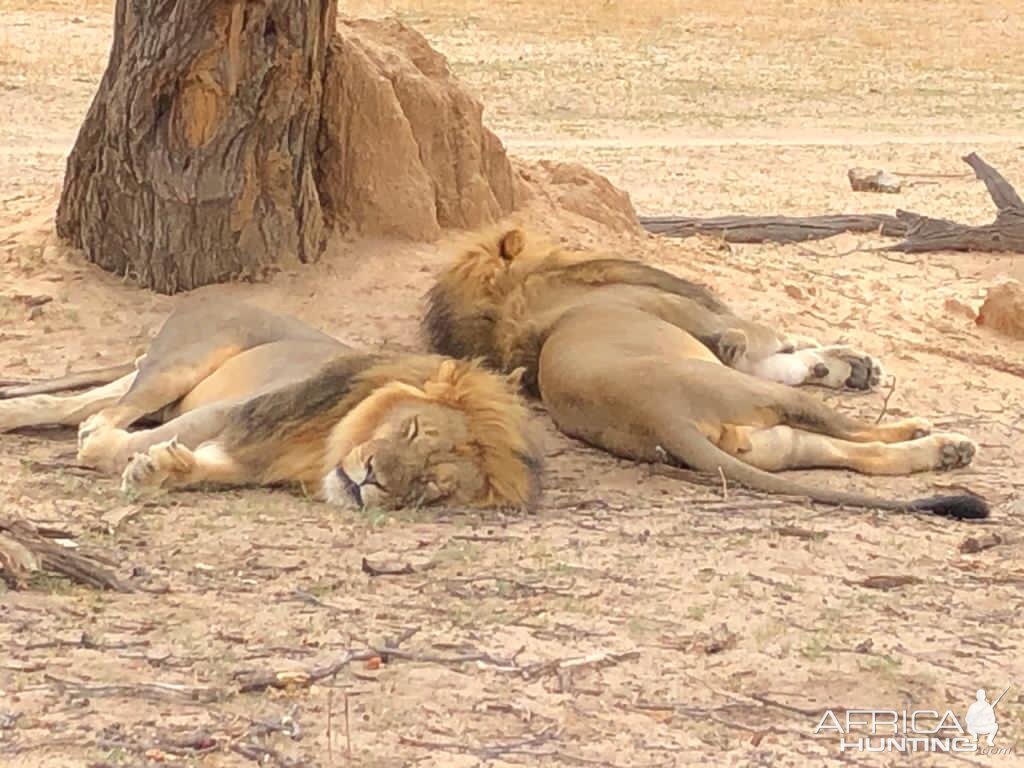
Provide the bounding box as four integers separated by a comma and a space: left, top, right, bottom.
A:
0, 303, 540, 511
425, 226, 987, 519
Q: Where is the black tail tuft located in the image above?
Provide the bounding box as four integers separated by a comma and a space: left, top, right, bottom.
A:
910, 494, 989, 520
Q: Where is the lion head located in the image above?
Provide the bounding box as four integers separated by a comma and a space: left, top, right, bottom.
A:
425, 225, 732, 388
424, 225, 586, 361
321, 357, 540, 511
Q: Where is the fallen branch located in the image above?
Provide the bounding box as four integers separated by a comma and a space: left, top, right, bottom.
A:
643, 152, 1024, 255
845, 575, 924, 591
98, 721, 302, 768
44, 674, 220, 703
20, 459, 103, 478
519, 649, 642, 681
234, 643, 640, 695
235, 649, 379, 693
959, 533, 1008, 554
875, 375, 897, 424
0, 515, 131, 591
398, 728, 558, 761
639, 213, 905, 244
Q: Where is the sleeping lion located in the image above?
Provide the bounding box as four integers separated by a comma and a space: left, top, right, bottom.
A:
0, 302, 540, 511
425, 226, 988, 519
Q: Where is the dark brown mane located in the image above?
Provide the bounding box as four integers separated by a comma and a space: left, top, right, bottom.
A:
423, 281, 499, 363
218, 352, 541, 509
223, 353, 385, 449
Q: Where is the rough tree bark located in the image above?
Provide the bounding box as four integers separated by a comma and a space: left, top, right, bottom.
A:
56, 0, 336, 294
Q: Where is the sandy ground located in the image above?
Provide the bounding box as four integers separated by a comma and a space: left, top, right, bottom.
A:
2, 1, 1024, 766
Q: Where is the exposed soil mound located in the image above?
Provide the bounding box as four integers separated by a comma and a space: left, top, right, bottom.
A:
318, 18, 520, 240
516, 159, 640, 235
977, 281, 1024, 339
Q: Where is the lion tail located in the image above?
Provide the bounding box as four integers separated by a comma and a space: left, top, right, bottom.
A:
662, 426, 988, 520
0, 360, 139, 399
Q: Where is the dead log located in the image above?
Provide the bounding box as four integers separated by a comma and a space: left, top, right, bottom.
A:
0, 515, 131, 591
643, 153, 1024, 255
888, 154, 1024, 253
965, 152, 1024, 212
888, 210, 1024, 253
639, 213, 907, 243
56, 0, 336, 294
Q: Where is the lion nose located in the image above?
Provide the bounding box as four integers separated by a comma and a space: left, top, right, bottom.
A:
336, 468, 363, 506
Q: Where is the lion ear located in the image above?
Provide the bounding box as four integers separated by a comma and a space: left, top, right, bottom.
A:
500, 229, 526, 261
504, 366, 527, 390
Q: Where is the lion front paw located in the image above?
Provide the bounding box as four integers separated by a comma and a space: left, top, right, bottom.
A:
77, 414, 131, 473
801, 346, 883, 391
121, 437, 195, 495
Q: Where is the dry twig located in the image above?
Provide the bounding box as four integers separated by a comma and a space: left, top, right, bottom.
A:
875, 374, 897, 424
0, 515, 130, 591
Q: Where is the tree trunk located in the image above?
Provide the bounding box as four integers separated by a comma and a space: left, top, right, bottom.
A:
56, 0, 335, 294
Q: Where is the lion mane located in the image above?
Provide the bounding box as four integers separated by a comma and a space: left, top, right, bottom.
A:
224, 352, 542, 509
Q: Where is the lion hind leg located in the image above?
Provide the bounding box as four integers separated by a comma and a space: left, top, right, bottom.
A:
77, 341, 247, 467
722, 424, 976, 475
0, 373, 136, 433
121, 440, 243, 495
95, 343, 246, 430
777, 390, 933, 444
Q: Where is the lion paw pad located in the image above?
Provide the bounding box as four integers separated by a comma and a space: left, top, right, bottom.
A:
938, 438, 976, 470
840, 352, 883, 391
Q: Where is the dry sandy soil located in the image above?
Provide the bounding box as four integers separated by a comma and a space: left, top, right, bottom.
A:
2, 1, 1024, 766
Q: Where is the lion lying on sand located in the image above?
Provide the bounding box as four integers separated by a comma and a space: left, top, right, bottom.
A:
0, 302, 540, 511
425, 226, 987, 519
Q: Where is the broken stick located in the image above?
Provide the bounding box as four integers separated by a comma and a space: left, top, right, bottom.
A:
0, 515, 131, 591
